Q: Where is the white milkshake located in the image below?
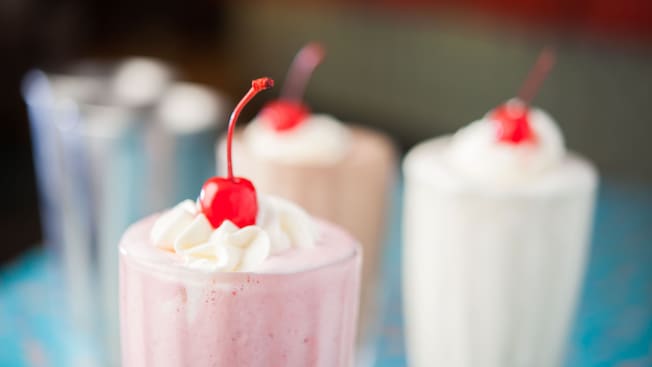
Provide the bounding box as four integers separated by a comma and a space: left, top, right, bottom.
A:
402, 102, 597, 367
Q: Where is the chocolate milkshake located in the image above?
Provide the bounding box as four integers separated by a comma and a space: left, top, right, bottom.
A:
218, 45, 396, 358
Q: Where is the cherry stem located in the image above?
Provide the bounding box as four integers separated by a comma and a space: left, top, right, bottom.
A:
227, 78, 274, 179
281, 42, 326, 101
517, 46, 556, 106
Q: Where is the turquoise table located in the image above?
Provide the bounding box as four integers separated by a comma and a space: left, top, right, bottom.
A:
2, 179, 651, 366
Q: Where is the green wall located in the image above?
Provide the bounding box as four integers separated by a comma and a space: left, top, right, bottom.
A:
226, 3, 652, 181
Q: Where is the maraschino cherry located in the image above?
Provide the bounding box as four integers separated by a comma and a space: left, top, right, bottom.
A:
259, 42, 325, 132
199, 78, 274, 228
492, 47, 556, 144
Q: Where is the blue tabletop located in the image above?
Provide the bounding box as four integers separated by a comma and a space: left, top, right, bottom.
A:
2, 179, 651, 366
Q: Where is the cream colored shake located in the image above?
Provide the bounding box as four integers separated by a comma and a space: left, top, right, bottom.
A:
403, 98, 597, 366
218, 44, 396, 358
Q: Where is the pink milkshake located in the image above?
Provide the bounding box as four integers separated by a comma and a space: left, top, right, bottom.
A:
120, 217, 360, 367
119, 78, 361, 367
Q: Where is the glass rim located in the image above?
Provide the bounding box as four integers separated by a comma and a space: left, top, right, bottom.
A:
119, 216, 361, 283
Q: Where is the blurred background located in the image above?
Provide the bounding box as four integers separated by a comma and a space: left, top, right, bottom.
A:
2, 0, 651, 263
1, 0, 651, 366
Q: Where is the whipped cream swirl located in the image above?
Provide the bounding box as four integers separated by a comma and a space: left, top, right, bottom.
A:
151, 194, 317, 272
243, 114, 351, 165
447, 105, 565, 185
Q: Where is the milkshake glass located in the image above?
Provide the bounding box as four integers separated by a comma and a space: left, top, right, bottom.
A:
120, 77, 362, 367
220, 44, 395, 356
23, 59, 174, 367
120, 216, 360, 367
402, 103, 597, 367
223, 123, 395, 356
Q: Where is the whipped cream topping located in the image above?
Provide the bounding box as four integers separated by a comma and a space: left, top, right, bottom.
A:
447, 105, 565, 185
243, 114, 351, 165
150, 194, 317, 272
156, 82, 223, 134
111, 57, 173, 107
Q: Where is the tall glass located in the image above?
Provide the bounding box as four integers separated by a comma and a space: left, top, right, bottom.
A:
402, 137, 597, 367
23, 63, 224, 366
23, 70, 145, 367
120, 216, 361, 367
221, 126, 396, 364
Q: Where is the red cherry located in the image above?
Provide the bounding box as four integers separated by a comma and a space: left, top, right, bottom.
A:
491, 100, 534, 143
199, 177, 257, 228
491, 47, 555, 144
259, 100, 310, 131
199, 77, 274, 228
258, 42, 324, 132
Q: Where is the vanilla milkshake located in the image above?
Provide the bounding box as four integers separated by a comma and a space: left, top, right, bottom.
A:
402, 99, 597, 366
219, 45, 396, 356
120, 78, 361, 367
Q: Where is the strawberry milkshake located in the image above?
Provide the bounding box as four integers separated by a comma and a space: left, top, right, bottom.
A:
120, 78, 361, 367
